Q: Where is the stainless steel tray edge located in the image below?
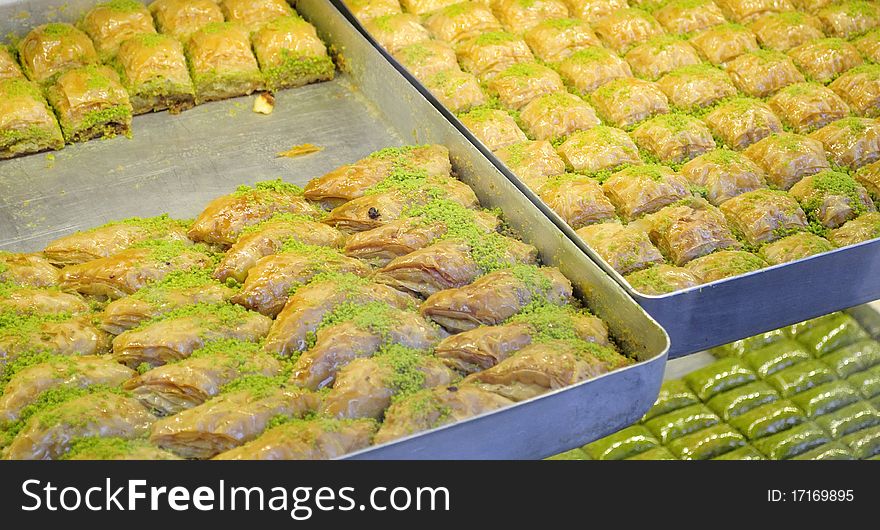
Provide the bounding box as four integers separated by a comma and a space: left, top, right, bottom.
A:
329, 0, 880, 359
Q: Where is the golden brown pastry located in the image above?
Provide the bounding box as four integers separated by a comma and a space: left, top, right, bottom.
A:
219, 0, 294, 31
523, 18, 600, 62
808, 117, 880, 169
17, 23, 99, 84
214, 418, 376, 459
186, 22, 264, 103
252, 15, 335, 91
557, 46, 632, 94
704, 98, 783, 151
0, 78, 64, 159
459, 108, 527, 151
45, 65, 132, 143
641, 198, 741, 265
149, 0, 224, 42
6, 392, 155, 460
59, 241, 213, 299
79, 0, 157, 60
602, 165, 691, 221
657, 64, 736, 111
188, 180, 316, 246
680, 149, 767, 206
720, 189, 809, 246
768, 83, 851, 134
115, 34, 196, 115
111, 302, 272, 367
742, 132, 830, 190
556, 125, 641, 173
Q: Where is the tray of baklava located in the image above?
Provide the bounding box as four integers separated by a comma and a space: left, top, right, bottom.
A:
0, 0, 669, 459
341, 0, 880, 357
550, 304, 880, 460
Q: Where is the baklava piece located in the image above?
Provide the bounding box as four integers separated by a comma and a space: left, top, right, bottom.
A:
188, 180, 316, 246
761, 232, 835, 264
364, 14, 431, 54
642, 197, 741, 265
577, 221, 665, 274
219, 0, 295, 32
59, 242, 213, 299
726, 49, 804, 98
115, 34, 195, 115
519, 92, 600, 142
492, 0, 570, 34
742, 132, 830, 190
808, 117, 880, 169
18, 23, 99, 84
684, 250, 767, 282
602, 164, 691, 220
149, 0, 224, 42
854, 29, 880, 63
704, 98, 783, 150
829, 65, 880, 118
715, 0, 794, 23
0, 252, 61, 287
455, 31, 533, 79
789, 170, 875, 228
399, 0, 461, 16
591, 78, 667, 129
494, 140, 566, 188
393, 40, 459, 81
828, 212, 880, 246
688, 23, 759, 65
80, 0, 156, 60
720, 189, 808, 245
816, 1, 880, 38
487, 62, 564, 110
424, 2, 502, 45
343, 0, 402, 23
680, 149, 767, 206
788, 38, 864, 84
252, 15, 335, 91
562, 0, 628, 23
0, 46, 23, 80
557, 46, 632, 95
654, 0, 728, 35
625, 264, 701, 294
767, 83, 851, 134
855, 160, 880, 199
556, 126, 641, 173
539, 174, 617, 229
46, 65, 132, 143
186, 22, 263, 103
0, 78, 64, 159
522, 18, 600, 63
632, 113, 716, 163
624, 36, 702, 81
748, 12, 825, 51
43, 215, 188, 266
656, 64, 737, 111
592, 8, 666, 54
424, 69, 486, 112
459, 108, 526, 151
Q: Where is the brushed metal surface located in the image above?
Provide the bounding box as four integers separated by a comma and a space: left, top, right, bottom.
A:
0, 0, 670, 459
331, 0, 880, 359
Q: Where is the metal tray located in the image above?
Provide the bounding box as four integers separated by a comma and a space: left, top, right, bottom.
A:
663, 302, 880, 380
331, 1, 880, 359
0, 0, 669, 459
